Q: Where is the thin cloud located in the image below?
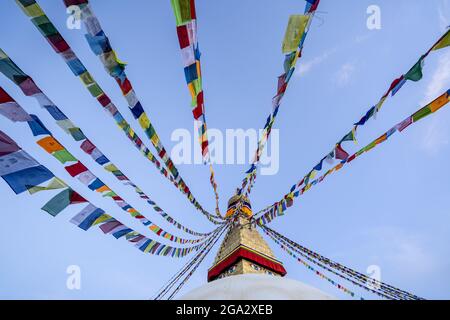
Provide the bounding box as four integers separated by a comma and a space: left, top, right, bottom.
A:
296, 48, 337, 76
419, 50, 450, 155
335, 62, 356, 87
420, 117, 449, 156
296, 34, 370, 77
365, 226, 438, 276
421, 50, 450, 105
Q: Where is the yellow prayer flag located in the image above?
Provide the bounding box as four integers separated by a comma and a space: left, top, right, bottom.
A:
375, 96, 387, 112
79, 72, 94, 87
92, 214, 112, 226
104, 163, 118, 172
282, 15, 310, 54
151, 133, 160, 145
27, 177, 67, 195
22, 3, 44, 17
112, 50, 127, 66
432, 31, 450, 51
138, 113, 150, 130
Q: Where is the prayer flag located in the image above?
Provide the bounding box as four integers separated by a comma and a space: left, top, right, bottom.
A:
37, 136, 64, 153
432, 30, 450, 51
335, 144, 349, 160
171, 0, 193, 26
404, 58, 424, 82
2, 165, 54, 194
282, 15, 309, 54
0, 150, 39, 176
28, 177, 67, 195
70, 204, 105, 231
0, 101, 32, 122
41, 188, 72, 217
0, 130, 20, 156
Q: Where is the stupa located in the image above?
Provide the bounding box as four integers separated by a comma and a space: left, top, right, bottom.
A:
181, 193, 334, 300
207, 194, 286, 281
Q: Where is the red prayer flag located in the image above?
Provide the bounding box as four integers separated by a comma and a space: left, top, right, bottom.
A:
80, 139, 96, 154
117, 78, 132, 95
335, 144, 349, 160
97, 94, 111, 107
70, 190, 87, 204
176, 25, 190, 49
0, 87, 14, 103
65, 161, 88, 177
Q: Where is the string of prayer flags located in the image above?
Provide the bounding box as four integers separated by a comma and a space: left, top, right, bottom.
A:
59, 1, 214, 219
261, 227, 361, 299
13, 0, 221, 224
265, 226, 423, 300
0, 87, 209, 244
255, 89, 450, 225
0, 131, 216, 258
238, 0, 321, 197
269, 226, 423, 299
168, 0, 221, 215
0, 51, 217, 235
263, 227, 422, 300
62, 0, 222, 219
68, 203, 209, 257
257, 28, 450, 202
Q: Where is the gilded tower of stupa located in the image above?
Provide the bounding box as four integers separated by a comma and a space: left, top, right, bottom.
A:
207, 193, 287, 282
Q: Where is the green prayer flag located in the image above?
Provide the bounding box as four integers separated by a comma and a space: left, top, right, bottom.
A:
103, 191, 117, 198
41, 188, 71, 217
171, 0, 192, 26
340, 130, 355, 143
87, 83, 103, 97
52, 149, 77, 164
412, 106, 432, 122
68, 127, 86, 141
146, 125, 156, 139
282, 15, 309, 54
31, 16, 58, 37
404, 59, 423, 82
364, 141, 377, 152
433, 30, 450, 51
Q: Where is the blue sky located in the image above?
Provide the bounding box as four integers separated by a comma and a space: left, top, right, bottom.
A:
1, 0, 450, 299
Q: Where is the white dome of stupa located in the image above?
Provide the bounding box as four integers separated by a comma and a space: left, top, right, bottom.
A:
180, 274, 335, 300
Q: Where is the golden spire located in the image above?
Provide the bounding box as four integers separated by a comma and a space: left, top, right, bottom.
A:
208, 194, 286, 281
